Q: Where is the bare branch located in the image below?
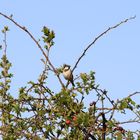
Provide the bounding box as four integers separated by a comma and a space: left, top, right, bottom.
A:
116, 119, 140, 125
72, 16, 136, 72
128, 91, 140, 98
0, 12, 65, 88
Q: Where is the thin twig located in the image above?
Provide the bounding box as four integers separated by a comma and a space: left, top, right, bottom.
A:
72, 16, 136, 72
3, 31, 7, 56
128, 91, 140, 98
116, 119, 140, 125
26, 83, 54, 96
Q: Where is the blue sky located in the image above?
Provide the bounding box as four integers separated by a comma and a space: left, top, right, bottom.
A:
0, 0, 140, 131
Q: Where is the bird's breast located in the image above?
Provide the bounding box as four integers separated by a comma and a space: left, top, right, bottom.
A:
63, 70, 72, 80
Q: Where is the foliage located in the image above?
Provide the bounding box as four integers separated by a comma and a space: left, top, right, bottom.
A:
0, 13, 140, 140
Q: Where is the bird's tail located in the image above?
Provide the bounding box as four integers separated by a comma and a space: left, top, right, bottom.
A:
70, 80, 75, 87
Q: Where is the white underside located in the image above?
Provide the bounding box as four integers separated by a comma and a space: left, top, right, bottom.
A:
63, 69, 72, 80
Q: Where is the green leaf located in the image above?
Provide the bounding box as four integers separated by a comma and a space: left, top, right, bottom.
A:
4, 26, 9, 31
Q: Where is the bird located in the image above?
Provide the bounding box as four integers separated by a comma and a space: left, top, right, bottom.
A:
62, 64, 75, 86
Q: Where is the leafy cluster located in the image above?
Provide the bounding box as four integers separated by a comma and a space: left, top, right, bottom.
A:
42, 26, 55, 50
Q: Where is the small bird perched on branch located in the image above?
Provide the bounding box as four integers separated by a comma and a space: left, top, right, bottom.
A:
63, 64, 75, 86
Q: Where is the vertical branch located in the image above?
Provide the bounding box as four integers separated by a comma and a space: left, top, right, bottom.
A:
101, 113, 107, 140
3, 30, 7, 56
1, 28, 8, 138
101, 94, 106, 140
3, 31, 8, 91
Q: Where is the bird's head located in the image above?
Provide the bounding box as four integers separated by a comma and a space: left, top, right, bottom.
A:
63, 64, 70, 72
